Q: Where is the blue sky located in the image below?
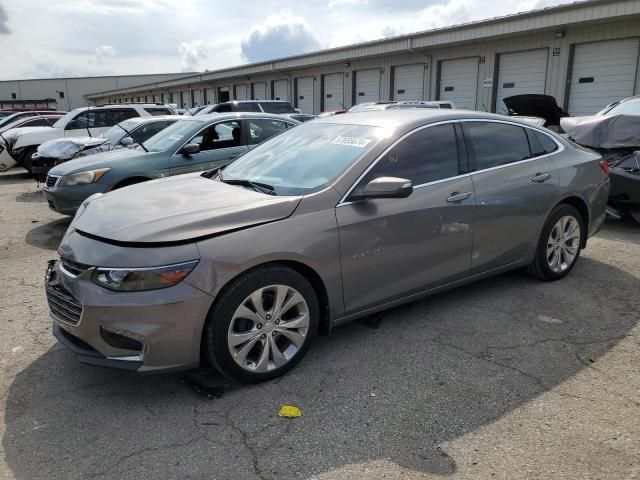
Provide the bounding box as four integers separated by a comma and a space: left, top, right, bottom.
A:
0, 0, 571, 80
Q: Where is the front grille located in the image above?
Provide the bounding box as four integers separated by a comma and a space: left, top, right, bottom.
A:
46, 283, 83, 325
45, 175, 59, 188
60, 258, 90, 277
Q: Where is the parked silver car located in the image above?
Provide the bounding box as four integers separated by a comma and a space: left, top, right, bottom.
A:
47, 109, 610, 382
43, 113, 298, 215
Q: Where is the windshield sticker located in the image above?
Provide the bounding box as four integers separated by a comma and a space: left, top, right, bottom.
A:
331, 136, 372, 148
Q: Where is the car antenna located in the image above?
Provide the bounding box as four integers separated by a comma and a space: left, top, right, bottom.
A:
101, 108, 149, 153
84, 105, 93, 138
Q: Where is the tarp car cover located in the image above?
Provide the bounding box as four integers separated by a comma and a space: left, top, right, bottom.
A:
37, 137, 110, 159
560, 114, 640, 149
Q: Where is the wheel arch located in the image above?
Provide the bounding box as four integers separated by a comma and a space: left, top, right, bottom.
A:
198, 258, 332, 367
111, 176, 152, 190
555, 195, 590, 247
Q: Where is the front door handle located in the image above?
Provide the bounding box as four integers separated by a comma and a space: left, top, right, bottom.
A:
446, 192, 472, 203
532, 172, 551, 183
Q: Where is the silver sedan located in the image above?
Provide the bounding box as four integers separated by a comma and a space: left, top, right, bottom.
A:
47, 109, 610, 382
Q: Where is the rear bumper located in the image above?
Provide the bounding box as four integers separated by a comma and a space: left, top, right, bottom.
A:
609, 167, 640, 207
588, 177, 610, 239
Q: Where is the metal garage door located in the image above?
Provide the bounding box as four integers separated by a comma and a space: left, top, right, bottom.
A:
296, 77, 314, 114
235, 84, 250, 101
205, 88, 214, 104
393, 64, 425, 101
273, 79, 289, 101
354, 69, 381, 104
252, 82, 267, 100
181, 90, 191, 108
192, 89, 202, 106
495, 49, 548, 114
439, 57, 479, 110
322, 73, 344, 111
568, 38, 640, 116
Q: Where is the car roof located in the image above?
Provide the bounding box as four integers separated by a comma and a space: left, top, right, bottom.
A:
191, 112, 301, 123
120, 115, 180, 124
312, 109, 526, 128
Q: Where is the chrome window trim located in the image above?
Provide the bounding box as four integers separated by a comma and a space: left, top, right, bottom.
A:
336, 118, 565, 207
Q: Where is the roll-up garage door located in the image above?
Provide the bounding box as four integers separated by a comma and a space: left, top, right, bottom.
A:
392, 64, 425, 101
252, 82, 267, 100
438, 58, 479, 110
205, 88, 214, 104
354, 69, 381, 104
273, 79, 289, 101
192, 90, 202, 106
235, 84, 250, 101
181, 90, 190, 108
322, 73, 344, 111
495, 49, 548, 114
295, 77, 314, 114
567, 38, 640, 116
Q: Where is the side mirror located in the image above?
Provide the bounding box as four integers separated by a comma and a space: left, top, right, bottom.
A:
181, 143, 200, 155
349, 176, 413, 201
120, 136, 134, 146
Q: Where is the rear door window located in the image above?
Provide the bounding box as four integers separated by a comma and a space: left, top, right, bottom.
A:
248, 119, 290, 145
463, 121, 531, 170
361, 123, 460, 186
189, 120, 242, 151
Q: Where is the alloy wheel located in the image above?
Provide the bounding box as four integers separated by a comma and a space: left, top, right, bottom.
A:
546, 215, 580, 273
227, 285, 310, 373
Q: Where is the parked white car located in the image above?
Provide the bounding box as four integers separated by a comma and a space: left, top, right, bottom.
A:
4, 103, 176, 173
30, 115, 179, 178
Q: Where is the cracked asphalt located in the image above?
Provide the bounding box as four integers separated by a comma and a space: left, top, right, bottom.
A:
1, 168, 639, 480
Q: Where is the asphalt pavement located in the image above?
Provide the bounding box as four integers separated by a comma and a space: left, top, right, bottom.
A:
1, 169, 638, 480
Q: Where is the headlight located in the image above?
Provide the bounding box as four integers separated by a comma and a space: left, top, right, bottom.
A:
91, 260, 199, 291
59, 168, 110, 187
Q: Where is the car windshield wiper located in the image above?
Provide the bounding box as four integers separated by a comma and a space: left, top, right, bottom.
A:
219, 173, 276, 196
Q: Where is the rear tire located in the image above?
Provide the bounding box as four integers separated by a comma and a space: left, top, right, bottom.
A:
527, 204, 585, 281
204, 265, 319, 383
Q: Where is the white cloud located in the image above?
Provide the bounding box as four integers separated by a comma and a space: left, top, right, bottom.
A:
240, 10, 323, 63
0, 0, 576, 80
179, 40, 208, 72
94, 45, 116, 64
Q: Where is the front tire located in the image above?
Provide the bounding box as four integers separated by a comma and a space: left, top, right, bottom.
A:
205, 265, 319, 383
528, 204, 585, 281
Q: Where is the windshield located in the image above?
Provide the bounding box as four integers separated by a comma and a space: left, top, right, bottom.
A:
598, 98, 640, 116
221, 123, 384, 195
143, 119, 202, 152
102, 119, 137, 144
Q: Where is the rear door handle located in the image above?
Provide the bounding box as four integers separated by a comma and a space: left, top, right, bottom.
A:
532, 172, 551, 183
446, 192, 472, 203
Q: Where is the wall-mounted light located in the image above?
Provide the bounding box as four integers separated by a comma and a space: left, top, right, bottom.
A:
345, 62, 351, 68
555, 31, 565, 38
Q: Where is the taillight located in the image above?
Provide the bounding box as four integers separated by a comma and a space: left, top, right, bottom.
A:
599, 159, 610, 177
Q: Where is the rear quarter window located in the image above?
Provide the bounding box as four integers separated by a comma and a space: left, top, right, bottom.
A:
259, 102, 296, 114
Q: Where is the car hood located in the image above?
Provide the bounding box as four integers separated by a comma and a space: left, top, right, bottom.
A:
560, 114, 640, 149
71, 174, 302, 244
503, 95, 568, 125
49, 147, 145, 176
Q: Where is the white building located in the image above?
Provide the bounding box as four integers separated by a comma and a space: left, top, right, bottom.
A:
0, 73, 197, 111
88, 0, 640, 116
